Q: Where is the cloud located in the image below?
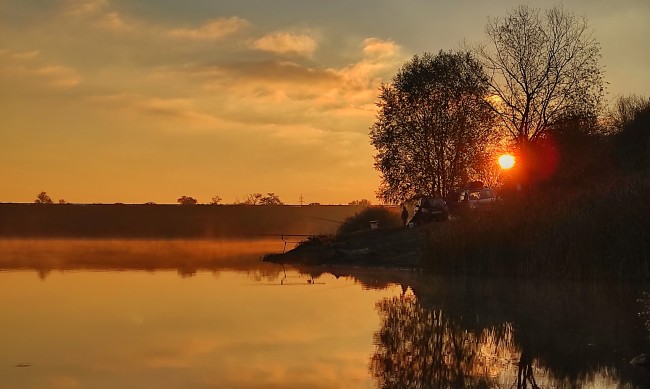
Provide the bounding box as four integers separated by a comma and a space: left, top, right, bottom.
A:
9, 50, 41, 60
34, 65, 82, 87
89, 93, 229, 130
252, 32, 318, 56
97, 11, 132, 31
361, 37, 400, 58
0, 49, 81, 88
60, 0, 133, 32
169, 17, 249, 41
172, 37, 403, 135
60, 0, 109, 16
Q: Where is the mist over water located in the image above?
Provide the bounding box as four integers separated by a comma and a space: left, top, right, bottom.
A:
1, 239, 649, 388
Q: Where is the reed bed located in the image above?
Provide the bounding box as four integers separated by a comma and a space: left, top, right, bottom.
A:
422, 175, 650, 280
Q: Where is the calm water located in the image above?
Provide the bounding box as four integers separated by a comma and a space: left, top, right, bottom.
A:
1, 239, 649, 388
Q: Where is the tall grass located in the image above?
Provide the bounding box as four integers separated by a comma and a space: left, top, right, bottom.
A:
422, 175, 650, 280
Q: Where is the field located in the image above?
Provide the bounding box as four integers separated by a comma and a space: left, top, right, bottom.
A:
0, 204, 373, 238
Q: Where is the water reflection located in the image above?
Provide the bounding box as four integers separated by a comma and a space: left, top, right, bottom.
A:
2, 239, 650, 388
363, 275, 650, 389
371, 294, 517, 388
0, 238, 285, 280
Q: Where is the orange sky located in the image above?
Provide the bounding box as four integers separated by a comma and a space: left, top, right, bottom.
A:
1, 1, 648, 204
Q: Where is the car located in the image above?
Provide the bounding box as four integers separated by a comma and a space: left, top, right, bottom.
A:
464, 187, 497, 208
407, 196, 449, 226
446, 182, 498, 211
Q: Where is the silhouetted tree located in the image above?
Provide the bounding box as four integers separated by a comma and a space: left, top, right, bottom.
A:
476, 5, 604, 145
34, 191, 53, 204
240, 193, 263, 205
615, 104, 650, 171
177, 196, 198, 205
370, 51, 496, 203
239, 192, 284, 205
348, 199, 371, 206
609, 94, 650, 133
209, 195, 223, 205
259, 192, 284, 205
58, 199, 67, 204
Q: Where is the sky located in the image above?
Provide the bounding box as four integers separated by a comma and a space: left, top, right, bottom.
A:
1, 0, 649, 205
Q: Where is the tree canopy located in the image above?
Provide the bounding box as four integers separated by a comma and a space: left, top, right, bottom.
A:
239, 192, 284, 205
34, 191, 53, 204
370, 51, 496, 203
177, 196, 198, 205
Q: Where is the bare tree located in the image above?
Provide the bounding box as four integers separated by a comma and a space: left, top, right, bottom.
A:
34, 191, 53, 204
476, 5, 604, 145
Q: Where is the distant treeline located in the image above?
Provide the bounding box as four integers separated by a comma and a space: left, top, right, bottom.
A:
0, 204, 375, 238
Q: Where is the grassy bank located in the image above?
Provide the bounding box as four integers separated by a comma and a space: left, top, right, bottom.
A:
422, 174, 650, 280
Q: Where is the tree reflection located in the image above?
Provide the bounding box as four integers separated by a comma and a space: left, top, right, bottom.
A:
365, 274, 650, 389
371, 294, 519, 389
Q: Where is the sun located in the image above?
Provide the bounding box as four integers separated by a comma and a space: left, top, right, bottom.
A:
498, 154, 515, 170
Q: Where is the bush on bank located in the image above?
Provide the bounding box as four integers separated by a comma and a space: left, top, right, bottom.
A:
337, 207, 402, 236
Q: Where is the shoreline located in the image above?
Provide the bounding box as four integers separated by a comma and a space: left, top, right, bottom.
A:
263, 226, 427, 268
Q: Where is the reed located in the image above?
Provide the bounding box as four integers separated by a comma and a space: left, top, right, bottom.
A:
421, 174, 650, 280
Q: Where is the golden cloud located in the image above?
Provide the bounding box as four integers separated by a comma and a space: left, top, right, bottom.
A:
0, 49, 81, 88
362, 37, 400, 58
60, 0, 110, 16
88, 93, 232, 130
34, 65, 82, 87
172, 38, 403, 134
97, 11, 132, 31
169, 17, 249, 41
252, 32, 318, 56
9, 50, 41, 60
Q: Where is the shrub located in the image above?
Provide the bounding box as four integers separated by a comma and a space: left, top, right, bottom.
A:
337, 207, 401, 235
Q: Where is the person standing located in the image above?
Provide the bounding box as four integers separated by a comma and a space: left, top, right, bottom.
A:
401, 205, 409, 226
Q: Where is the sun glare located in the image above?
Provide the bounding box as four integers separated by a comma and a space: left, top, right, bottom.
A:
498, 154, 515, 170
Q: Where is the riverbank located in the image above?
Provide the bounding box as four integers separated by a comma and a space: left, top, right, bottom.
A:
263, 226, 426, 268
266, 174, 650, 281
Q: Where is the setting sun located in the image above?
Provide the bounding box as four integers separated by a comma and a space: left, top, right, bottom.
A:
498, 154, 515, 170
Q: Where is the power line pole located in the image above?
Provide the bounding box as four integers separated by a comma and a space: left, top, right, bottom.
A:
299, 194, 304, 206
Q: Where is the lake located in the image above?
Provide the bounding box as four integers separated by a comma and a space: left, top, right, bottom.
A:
1, 239, 649, 388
